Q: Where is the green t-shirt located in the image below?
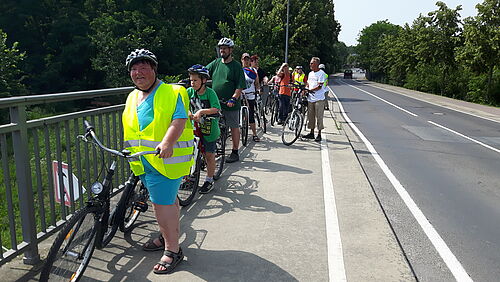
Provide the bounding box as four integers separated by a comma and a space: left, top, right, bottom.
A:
206, 58, 246, 111
187, 87, 221, 142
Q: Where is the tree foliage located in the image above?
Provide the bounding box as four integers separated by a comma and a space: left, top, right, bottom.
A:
0, 0, 340, 95
0, 29, 26, 98
355, 0, 500, 105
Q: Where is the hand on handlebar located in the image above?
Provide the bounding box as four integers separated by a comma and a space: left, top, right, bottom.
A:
155, 142, 173, 159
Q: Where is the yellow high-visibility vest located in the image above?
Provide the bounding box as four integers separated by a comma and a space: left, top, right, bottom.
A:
122, 83, 194, 179
293, 73, 305, 85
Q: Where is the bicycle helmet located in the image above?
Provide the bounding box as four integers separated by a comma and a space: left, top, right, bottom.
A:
296, 66, 303, 69
188, 64, 210, 79
125, 48, 158, 71
217, 37, 235, 47
319, 64, 325, 69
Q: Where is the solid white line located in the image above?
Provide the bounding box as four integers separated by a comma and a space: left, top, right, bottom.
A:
339, 81, 418, 117
320, 132, 347, 282
365, 83, 500, 124
329, 86, 473, 282
428, 121, 500, 154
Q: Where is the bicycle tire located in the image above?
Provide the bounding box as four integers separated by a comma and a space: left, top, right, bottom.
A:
214, 128, 226, 180
270, 99, 278, 126
178, 145, 202, 206
120, 178, 148, 232
241, 107, 249, 146
281, 111, 303, 146
99, 202, 119, 248
260, 105, 267, 133
40, 206, 99, 282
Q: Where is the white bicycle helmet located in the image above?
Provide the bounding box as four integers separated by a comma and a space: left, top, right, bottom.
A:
217, 37, 235, 47
125, 49, 158, 71
319, 64, 325, 69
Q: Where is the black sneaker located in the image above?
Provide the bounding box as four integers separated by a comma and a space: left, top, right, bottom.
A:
315, 135, 322, 142
302, 133, 314, 139
199, 181, 214, 194
226, 151, 239, 163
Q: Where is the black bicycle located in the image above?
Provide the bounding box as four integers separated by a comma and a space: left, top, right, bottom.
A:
267, 84, 280, 126
254, 93, 267, 133
40, 121, 154, 281
281, 85, 312, 146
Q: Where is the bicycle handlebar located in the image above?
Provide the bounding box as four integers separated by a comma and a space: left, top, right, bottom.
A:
81, 120, 159, 158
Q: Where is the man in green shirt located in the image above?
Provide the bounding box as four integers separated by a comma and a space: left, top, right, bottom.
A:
206, 37, 246, 163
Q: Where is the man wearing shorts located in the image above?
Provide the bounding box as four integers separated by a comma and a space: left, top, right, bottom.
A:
206, 37, 246, 163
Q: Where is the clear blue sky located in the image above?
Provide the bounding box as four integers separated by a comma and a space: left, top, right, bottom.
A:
334, 0, 482, 46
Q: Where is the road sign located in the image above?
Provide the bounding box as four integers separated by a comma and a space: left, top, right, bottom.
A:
52, 161, 86, 206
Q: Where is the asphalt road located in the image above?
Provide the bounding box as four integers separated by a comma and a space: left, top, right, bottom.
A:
330, 76, 500, 282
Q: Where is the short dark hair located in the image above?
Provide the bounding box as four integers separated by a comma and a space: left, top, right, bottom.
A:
250, 55, 259, 61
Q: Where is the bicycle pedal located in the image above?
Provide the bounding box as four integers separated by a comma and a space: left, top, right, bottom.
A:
134, 201, 148, 212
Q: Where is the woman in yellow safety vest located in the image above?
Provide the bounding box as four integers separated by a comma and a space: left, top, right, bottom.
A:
123, 49, 194, 274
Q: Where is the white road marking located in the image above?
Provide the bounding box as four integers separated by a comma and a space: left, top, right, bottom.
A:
339, 81, 418, 117
365, 82, 500, 124
330, 86, 473, 282
428, 121, 500, 154
320, 131, 347, 282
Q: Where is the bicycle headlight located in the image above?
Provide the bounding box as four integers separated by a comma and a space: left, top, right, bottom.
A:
91, 182, 104, 195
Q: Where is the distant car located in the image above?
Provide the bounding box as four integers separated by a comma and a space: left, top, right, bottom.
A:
343, 69, 353, 79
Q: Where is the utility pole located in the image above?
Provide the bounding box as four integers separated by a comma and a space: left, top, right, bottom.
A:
285, 0, 290, 63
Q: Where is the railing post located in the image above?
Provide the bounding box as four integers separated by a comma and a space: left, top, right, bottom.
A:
10, 105, 40, 265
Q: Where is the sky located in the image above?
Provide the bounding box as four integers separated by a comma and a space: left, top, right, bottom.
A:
334, 0, 483, 46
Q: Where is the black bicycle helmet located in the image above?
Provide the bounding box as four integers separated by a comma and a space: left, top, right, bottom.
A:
217, 37, 235, 47
188, 64, 210, 79
125, 48, 158, 71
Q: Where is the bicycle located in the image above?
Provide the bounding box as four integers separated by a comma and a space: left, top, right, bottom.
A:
177, 112, 226, 206
40, 121, 155, 281
281, 85, 312, 146
254, 93, 267, 133
240, 95, 250, 146
267, 84, 280, 126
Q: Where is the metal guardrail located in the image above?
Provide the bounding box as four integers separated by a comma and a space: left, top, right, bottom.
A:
0, 86, 138, 266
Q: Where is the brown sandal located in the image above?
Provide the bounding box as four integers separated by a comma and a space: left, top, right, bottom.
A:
142, 234, 164, 251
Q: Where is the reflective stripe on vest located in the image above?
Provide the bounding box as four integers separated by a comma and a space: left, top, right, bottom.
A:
124, 139, 194, 149
126, 154, 192, 165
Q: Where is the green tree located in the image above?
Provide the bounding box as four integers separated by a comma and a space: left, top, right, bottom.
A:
457, 0, 500, 103
0, 29, 26, 98
355, 20, 401, 78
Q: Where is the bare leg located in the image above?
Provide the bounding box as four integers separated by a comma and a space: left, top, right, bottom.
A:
153, 198, 180, 271
231, 127, 240, 150
205, 152, 215, 178
250, 123, 257, 136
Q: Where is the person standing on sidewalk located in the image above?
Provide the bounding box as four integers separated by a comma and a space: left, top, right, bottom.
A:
123, 49, 193, 274
277, 62, 291, 124
319, 63, 330, 110
206, 37, 246, 163
303, 57, 327, 142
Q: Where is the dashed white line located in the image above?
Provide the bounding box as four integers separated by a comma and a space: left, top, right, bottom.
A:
330, 86, 473, 282
340, 81, 418, 117
320, 132, 347, 282
429, 120, 500, 154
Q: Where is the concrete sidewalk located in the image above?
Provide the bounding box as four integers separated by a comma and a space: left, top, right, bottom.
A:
1, 87, 414, 281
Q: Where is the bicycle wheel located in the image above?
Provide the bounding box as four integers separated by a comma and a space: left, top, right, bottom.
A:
120, 178, 149, 232
270, 99, 278, 126
241, 107, 249, 146
178, 146, 202, 206
99, 202, 119, 247
281, 111, 303, 146
260, 104, 267, 133
40, 206, 99, 282
214, 128, 226, 180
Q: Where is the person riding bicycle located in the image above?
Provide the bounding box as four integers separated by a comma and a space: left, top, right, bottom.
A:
123, 48, 193, 274
187, 64, 221, 193
206, 37, 246, 163
241, 52, 261, 142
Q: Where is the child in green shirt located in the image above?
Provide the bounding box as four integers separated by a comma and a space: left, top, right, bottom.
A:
187, 65, 221, 193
